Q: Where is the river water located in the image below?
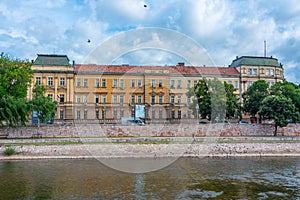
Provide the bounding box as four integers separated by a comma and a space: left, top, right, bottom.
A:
0, 157, 299, 199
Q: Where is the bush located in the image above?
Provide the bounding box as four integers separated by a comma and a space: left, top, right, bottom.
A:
4, 146, 15, 156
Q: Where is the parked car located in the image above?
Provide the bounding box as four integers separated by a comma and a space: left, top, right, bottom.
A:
238, 121, 249, 124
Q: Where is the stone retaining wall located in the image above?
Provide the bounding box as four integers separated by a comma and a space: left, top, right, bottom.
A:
0, 123, 299, 138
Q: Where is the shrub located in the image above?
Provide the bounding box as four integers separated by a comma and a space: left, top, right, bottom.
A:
4, 146, 15, 156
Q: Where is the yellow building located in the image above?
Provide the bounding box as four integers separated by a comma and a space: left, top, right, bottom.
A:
29, 54, 284, 124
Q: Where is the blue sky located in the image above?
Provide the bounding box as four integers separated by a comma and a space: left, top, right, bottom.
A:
0, 0, 299, 83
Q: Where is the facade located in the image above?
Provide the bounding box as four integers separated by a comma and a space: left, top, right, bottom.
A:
29, 54, 284, 124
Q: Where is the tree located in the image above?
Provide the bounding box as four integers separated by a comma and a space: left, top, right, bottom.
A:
187, 78, 237, 122
0, 53, 33, 127
270, 81, 300, 113
242, 80, 269, 123
187, 78, 211, 120
224, 82, 241, 119
30, 85, 57, 124
258, 95, 299, 136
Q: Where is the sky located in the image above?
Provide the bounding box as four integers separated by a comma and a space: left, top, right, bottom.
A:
0, 0, 299, 83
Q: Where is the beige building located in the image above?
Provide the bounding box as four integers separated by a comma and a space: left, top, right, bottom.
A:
29, 54, 284, 124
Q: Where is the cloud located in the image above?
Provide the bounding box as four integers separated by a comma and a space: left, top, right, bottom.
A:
0, 0, 299, 83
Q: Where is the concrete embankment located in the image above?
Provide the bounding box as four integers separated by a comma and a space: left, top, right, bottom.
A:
1, 138, 300, 160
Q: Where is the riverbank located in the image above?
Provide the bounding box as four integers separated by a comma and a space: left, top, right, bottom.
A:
1, 139, 300, 160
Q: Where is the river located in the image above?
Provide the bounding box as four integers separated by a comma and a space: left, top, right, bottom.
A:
0, 157, 299, 199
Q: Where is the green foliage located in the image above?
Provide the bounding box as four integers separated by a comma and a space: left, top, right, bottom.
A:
224, 82, 241, 119
270, 81, 300, 112
187, 78, 239, 122
0, 53, 57, 127
258, 95, 299, 136
30, 85, 57, 124
4, 146, 15, 156
0, 53, 33, 127
0, 53, 33, 98
242, 80, 269, 117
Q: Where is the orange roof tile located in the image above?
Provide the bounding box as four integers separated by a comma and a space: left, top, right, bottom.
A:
75, 64, 239, 75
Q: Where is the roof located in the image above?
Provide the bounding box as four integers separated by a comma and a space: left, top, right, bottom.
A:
75, 64, 240, 76
33, 54, 70, 66
230, 56, 282, 68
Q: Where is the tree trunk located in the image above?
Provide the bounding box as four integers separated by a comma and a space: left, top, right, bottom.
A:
274, 125, 278, 136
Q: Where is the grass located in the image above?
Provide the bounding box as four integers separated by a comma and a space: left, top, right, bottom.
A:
3, 146, 15, 156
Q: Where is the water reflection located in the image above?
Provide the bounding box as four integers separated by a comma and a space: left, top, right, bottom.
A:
0, 157, 299, 199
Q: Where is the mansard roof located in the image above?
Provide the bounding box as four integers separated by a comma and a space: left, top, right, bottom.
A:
34, 54, 70, 66
230, 56, 282, 68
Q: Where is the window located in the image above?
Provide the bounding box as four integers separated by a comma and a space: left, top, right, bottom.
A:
159, 96, 163, 104
270, 69, 274, 76
95, 110, 99, 119
95, 78, 100, 87
187, 97, 191, 104
76, 78, 81, 87
120, 110, 124, 118
178, 110, 182, 119
248, 69, 252, 75
77, 110, 81, 119
102, 79, 106, 87
60, 110, 64, 119
76, 95, 81, 103
60, 77, 65, 86
83, 95, 88, 104
194, 80, 197, 87
35, 77, 41, 85
151, 95, 155, 104
131, 80, 135, 88
113, 95, 117, 104
120, 79, 124, 89
47, 94, 53, 102
228, 80, 232, 85
171, 110, 175, 119
120, 95, 124, 105
131, 95, 135, 104
151, 79, 155, 88
170, 96, 175, 104
138, 80, 142, 88
59, 94, 64, 103
178, 96, 182, 104
159, 110, 163, 119
131, 109, 135, 118
102, 95, 106, 104
113, 79, 118, 88
158, 79, 163, 88
234, 81, 238, 89
248, 81, 253, 87
48, 77, 53, 86
187, 80, 191, 89
152, 110, 155, 119
253, 69, 257, 75
177, 80, 182, 89
95, 95, 99, 104
84, 110, 88, 119
102, 110, 106, 119
170, 80, 175, 88
84, 78, 88, 87
113, 110, 117, 119
138, 95, 142, 104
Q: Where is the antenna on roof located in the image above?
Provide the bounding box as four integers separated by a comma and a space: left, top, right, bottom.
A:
264, 40, 267, 57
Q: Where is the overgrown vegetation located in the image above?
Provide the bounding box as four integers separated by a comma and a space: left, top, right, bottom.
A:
3, 146, 15, 156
